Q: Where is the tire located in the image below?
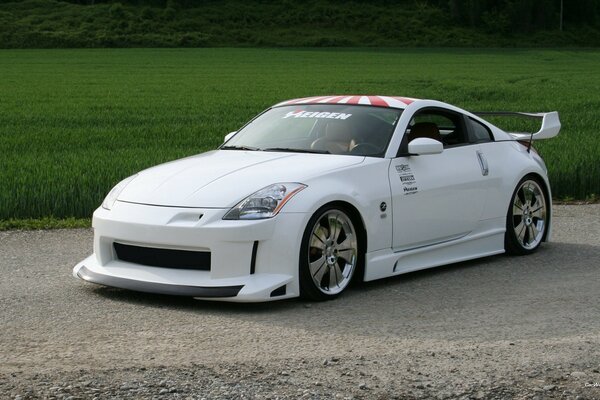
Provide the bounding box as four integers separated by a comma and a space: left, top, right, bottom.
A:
299, 205, 362, 301
505, 175, 549, 255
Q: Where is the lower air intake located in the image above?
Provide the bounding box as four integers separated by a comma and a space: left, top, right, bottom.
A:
114, 242, 211, 271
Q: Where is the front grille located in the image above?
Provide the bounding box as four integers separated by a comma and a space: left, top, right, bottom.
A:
114, 242, 211, 271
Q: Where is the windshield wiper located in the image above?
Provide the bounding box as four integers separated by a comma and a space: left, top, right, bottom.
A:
261, 147, 330, 154
220, 145, 261, 151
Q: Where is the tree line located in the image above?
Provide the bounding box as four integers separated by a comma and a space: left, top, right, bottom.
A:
0, 0, 598, 48
440, 0, 597, 32
58, 0, 600, 33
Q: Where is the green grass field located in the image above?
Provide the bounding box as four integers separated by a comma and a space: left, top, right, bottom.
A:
0, 48, 599, 221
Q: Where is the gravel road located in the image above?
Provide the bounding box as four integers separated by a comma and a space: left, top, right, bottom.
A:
1, 205, 599, 399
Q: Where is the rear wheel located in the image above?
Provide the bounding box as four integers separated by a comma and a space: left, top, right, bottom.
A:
299, 206, 360, 301
505, 176, 549, 255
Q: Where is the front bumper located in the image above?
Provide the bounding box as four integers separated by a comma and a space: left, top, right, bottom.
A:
76, 264, 244, 297
73, 255, 294, 301
73, 200, 307, 302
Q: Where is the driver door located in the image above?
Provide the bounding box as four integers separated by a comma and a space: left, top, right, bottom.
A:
389, 109, 488, 252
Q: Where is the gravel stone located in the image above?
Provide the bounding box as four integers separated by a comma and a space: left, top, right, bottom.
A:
571, 371, 587, 379
0, 205, 599, 399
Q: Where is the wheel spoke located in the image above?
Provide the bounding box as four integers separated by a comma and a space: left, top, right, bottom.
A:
530, 222, 539, 240
310, 256, 327, 283
530, 193, 539, 209
328, 215, 341, 242
334, 263, 344, 282
319, 217, 330, 238
312, 227, 327, 245
514, 218, 524, 233
336, 249, 355, 263
516, 221, 526, 243
328, 265, 339, 289
526, 183, 535, 203
526, 225, 535, 245
513, 192, 524, 209
513, 204, 524, 216
513, 214, 522, 229
308, 246, 323, 262
337, 235, 355, 251
531, 207, 545, 219
522, 225, 529, 246
517, 188, 526, 206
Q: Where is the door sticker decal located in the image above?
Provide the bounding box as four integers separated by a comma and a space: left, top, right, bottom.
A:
395, 163, 418, 195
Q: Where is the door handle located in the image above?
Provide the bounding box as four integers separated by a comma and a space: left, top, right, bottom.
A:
476, 150, 489, 176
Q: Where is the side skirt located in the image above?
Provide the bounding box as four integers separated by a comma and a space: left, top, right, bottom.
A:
363, 224, 506, 282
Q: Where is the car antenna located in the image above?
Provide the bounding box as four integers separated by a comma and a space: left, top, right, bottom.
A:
527, 131, 534, 153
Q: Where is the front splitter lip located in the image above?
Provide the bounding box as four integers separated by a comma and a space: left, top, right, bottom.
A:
76, 265, 244, 298
73, 256, 297, 302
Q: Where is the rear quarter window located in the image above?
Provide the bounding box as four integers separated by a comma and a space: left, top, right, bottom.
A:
468, 118, 494, 143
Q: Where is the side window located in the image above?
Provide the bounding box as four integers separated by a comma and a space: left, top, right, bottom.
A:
468, 118, 494, 143
406, 110, 469, 148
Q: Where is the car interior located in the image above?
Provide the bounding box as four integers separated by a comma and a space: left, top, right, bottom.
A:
309, 113, 396, 156
406, 110, 469, 148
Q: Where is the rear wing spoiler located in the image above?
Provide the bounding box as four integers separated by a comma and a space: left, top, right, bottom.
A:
473, 111, 561, 140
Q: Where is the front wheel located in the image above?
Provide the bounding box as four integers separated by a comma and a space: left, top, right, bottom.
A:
299, 206, 361, 301
505, 176, 549, 255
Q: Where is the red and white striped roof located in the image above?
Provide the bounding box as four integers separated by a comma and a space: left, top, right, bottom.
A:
275, 95, 419, 109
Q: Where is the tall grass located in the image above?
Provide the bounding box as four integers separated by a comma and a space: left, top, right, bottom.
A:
0, 48, 598, 219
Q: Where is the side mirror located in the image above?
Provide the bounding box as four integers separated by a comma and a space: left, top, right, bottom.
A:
408, 137, 443, 155
224, 131, 237, 143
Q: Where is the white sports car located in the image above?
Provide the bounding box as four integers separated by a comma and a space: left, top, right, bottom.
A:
74, 95, 560, 302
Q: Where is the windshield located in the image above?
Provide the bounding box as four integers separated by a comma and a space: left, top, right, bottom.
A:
222, 104, 402, 157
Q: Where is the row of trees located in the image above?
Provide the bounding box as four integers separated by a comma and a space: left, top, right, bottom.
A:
1, 0, 598, 48
441, 0, 598, 33
59, 0, 599, 34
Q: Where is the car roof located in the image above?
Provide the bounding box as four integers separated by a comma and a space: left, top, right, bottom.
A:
274, 95, 420, 109
273, 96, 514, 143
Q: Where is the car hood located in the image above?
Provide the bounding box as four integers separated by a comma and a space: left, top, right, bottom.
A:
118, 150, 364, 208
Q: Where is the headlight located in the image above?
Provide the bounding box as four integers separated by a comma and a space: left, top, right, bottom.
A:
101, 174, 138, 210
223, 183, 306, 220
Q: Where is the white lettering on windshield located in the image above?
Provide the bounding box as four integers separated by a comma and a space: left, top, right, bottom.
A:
283, 111, 352, 120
